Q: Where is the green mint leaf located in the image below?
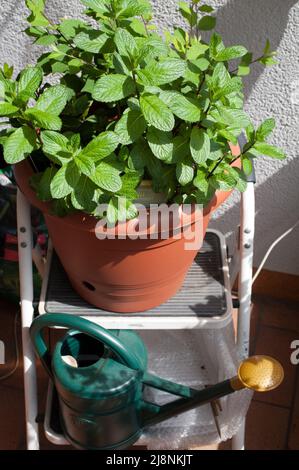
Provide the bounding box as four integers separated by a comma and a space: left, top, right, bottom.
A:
106, 197, 120, 225
192, 57, 210, 71
254, 142, 286, 159
178, 1, 197, 27
90, 161, 122, 192
18, 66, 42, 98
243, 148, 260, 159
73, 31, 109, 53
24, 26, 45, 38
176, 161, 194, 186
35, 84, 67, 115
240, 52, 253, 66
127, 97, 141, 111
144, 151, 165, 185
58, 19, 86, 39
3, 126, 37, 164
25, 109, 62, 130
0, 103, 19, 116
71, 175, 97, 212
211, 171, 235, 191
92, 74, 136, 103
216, 106, 251, 128
68, 58, 85, 73
211, 142, 226, 161
36, 166, 57, 201
69, 133, 81, 150
198, 5, 214, 13
245, 123, 255, 144
106, 196, 136, 225
137, 58, 187, 86
226, 166, 247, 192
237, 65, 250, 76
258, 56, 277, 66
115, 109, 146, 145
140, 94, 175, 132
3, 63, 14, 79
256, 118, 276, 141
130, 138, 164, 183
115, 28, 137, 59
81, 0, 110, 15
35, 34, 57, 46
0, 129, 16, 146
50, 161, 80, 199
74, 153, 95, 177
197, 16, 216, 31
213, 77, 243, 100
129, 140, 146, 170
118, 171, 141, 199
137, 37, 170, 61
241, 156, 253, 176
25, 0, 49, 27
41, 130, 69, 155
263, 39, 271, 56
208, 62, 231, 90
172, 135, 190, 163
117, 1, 152, 19
80, 131, 119, 161
237, 52, 253, 76
193, 170, 209, 192
186, 43, 209, 60
147, 127, 174, 162
159, 90, 202, 122
209, 32, 225, 59
113, 53, 132, 75
217, 129, 238, 145
215, 46, 247, 62
81, 78, 96, 94
51, 198, 74, 217
190, 128, 210, 163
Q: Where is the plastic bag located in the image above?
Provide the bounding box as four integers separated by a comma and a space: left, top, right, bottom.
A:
137, 323, 253, 449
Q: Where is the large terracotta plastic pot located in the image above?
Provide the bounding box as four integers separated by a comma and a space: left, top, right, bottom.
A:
14, 145, 240, 313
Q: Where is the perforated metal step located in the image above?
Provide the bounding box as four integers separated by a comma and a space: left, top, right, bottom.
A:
39, 230, 233, 329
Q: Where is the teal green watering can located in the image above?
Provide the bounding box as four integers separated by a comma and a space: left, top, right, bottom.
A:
30, 313, 284, 450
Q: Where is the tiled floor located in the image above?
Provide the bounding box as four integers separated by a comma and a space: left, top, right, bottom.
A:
0, 291, 298, 450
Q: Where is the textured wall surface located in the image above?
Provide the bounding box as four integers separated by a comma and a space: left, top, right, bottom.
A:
0, 0, 298, 274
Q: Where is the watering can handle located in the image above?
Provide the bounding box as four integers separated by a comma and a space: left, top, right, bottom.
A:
30, 313, 144, 377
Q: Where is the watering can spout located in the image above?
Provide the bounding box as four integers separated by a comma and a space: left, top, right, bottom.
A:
142, 355, 284, 428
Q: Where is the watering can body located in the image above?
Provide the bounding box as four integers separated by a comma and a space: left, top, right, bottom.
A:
30, 314, 284, 450
30, 314, 148, 449
54, 330, 147, 450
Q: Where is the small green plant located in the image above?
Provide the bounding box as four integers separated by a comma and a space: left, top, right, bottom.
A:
0, 0, 285, 222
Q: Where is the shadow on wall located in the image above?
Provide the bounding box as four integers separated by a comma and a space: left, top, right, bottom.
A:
203, 0, 299, 273
203, 0, 297, 99
210, 157, 299, 273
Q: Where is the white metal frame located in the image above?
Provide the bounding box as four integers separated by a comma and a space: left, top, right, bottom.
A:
232, 182, 255, 450
16, 182, 255, 451
17, 190, 39, 450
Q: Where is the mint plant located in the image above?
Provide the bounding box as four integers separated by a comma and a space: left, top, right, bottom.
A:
0, 0, 285, 223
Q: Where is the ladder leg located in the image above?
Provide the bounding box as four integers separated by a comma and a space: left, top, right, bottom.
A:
17, 190, 40, 450
232, 419, 245, 450
233, 181, 255, 450
237, 182, 255, 359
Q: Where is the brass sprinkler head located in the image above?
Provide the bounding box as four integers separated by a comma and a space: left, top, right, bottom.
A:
231, 355, 284, 392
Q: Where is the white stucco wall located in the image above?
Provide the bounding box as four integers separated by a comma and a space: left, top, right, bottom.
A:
0, 0, 298, 274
